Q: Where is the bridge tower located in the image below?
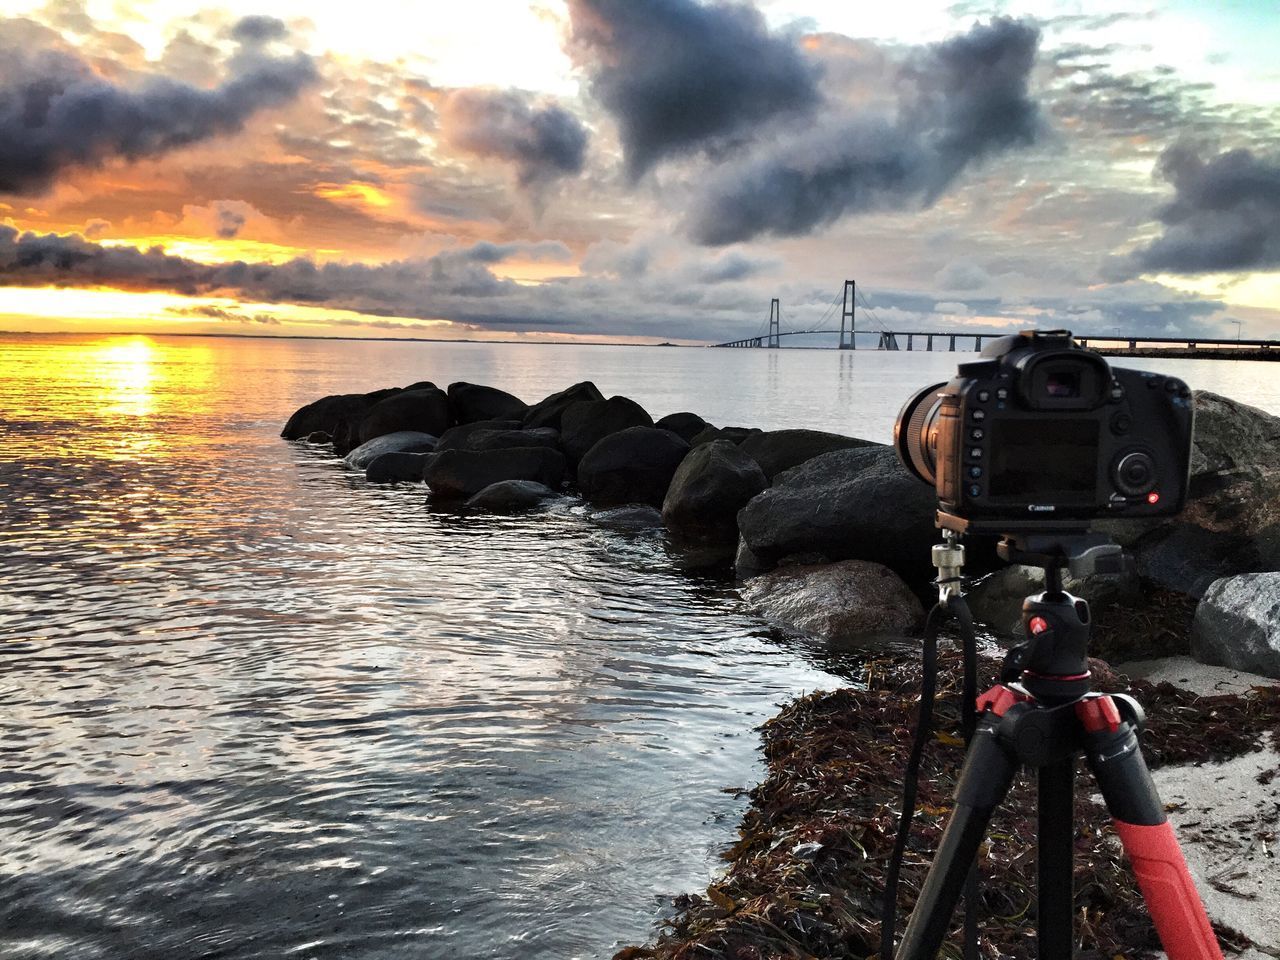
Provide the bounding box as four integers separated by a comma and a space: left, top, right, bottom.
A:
840, 280, 856, 349
767, 298, 781, 348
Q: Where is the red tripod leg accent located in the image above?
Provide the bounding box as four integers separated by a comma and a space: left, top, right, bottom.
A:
1112, 819, 1223, 960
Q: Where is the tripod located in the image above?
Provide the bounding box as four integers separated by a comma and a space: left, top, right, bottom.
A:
893, 534, 1224, 960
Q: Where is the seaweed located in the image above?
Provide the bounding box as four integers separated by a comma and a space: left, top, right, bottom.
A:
617, 648, 1275, 960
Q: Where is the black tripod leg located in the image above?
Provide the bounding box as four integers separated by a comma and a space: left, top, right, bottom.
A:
1038, 757, 1075, 960
895, 717, 1018, 960
1082, 706, 1224, 960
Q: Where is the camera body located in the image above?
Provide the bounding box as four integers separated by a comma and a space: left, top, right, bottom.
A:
895, 330, 1194, 533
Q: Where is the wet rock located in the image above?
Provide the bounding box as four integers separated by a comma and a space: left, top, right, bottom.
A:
304, 430, 332, 444
442, 427, 560, 454
577, 426, 690, 507
737, 445, 937, 582
655, 412, 709, 444
662, 440, 767, 544
282, 387, 399, 440
740, 560, 926, 642
465, 480, 561, 513
1191, 572, 1280, 678
691, 425, 761, 447
1102, 392, 1280, 598
735, 536, 767, 579
358, 387, 452, 444
966, 559, 1141, 638
433, 419, 524, 453
344, 431, 438, 469
560, 396, 653, 466
523, 381, 605, 430
403, 380, 438, 392
739, 429, 876, 482
425, 447, 566, 499
447, 382, 528, 424
366, 452, 434, 483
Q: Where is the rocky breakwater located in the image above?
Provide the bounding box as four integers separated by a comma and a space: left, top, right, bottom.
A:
285, 383, 1280, 675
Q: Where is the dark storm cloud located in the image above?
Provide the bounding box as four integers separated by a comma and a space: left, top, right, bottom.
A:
230, 15, 289, 45
0, 16, 317, 195
684, 17, 1042, 245
564, 0, 821, 179
169, 304, 282, 324
1105, 143, 1280, 278
441, 89, 588, 187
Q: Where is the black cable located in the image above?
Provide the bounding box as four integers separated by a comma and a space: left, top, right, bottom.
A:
880, 591, 980, 960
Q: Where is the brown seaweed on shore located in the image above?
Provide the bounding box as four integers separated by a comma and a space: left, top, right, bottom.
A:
617, 649, 1276, 960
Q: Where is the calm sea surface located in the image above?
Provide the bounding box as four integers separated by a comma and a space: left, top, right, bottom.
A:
2, 333, 1278, 960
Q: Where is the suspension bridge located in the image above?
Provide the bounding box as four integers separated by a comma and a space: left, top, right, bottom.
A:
711, 279, 1280, 355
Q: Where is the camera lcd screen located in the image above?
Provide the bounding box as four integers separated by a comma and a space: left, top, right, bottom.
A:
988, 419, 1098, 503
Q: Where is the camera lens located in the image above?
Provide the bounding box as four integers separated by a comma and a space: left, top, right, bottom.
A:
894, 382, 947, 487
1113, 451, 1156, 496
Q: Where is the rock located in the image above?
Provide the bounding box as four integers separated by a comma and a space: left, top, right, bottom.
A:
966, 559, 1141, 638
344, 431, 438, 469
304, 431, 332, 444
735, 536, 766, 579
655, 412, 709, 444
439, 426, 560, 455
740, 560, 926, 642
358, 387, 452, 444
465, 480, 561, 513
366, 452, 434, 483
281, 387, 399, 440
523, 381, 605, 430
1105, 391, 1280, 598
560, 395, 653, 466
662, 440, 767, 544
1191, 573, 1280, 678
447, 382, 528, 424
736, 444, 939, 582
576, 426, 690, 507
425, 447, 566, 499
739, 429, 876, 482
434, 419, 524, 453
403, 380, 437, 392
690, 425, 761, 446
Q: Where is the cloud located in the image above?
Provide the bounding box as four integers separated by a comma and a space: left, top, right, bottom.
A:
683, 17, 1042, 245
230, 15, 289, 46
167, 304, 281, 324
441, 89, 588, 187
0, 15, 318, 195
565, 0, 821, 179
215, 201, 248, 238
1104, 143, 1280, 278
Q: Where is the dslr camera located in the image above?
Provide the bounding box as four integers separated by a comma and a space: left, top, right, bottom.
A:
895, 330, 1194, 535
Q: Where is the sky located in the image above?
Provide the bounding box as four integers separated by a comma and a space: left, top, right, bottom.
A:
0, 0, 1277, 345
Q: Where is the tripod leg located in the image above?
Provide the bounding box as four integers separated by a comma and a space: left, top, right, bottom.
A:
1038, 758, 1075, 960
1081, 702, 1224, 960
895, 716, 1018, 960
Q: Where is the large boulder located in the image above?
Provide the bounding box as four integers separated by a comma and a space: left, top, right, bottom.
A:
1191, 573, 1280, 678
358, 388, 452, 444
425, 447, 566, 499
690, 425, 761, 447
465, 480, 561, 513
662, 440, 767, 544
560, 396, 653, 466
736, 444, 938, 582
281, 387, 399, 440
447, 382, 528, 424
966, 559, 1142, 638
345, 431, 438, 469
577, 426, 690, 507
437, 426, 559, 455
738, 429, 876, 481
655, 412, 709, 444
433, 419, 523, 453
366, 452, 434, 484
1105, 392, 1280, 597
523, 381, 605, 430
740, 560, 925, 643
